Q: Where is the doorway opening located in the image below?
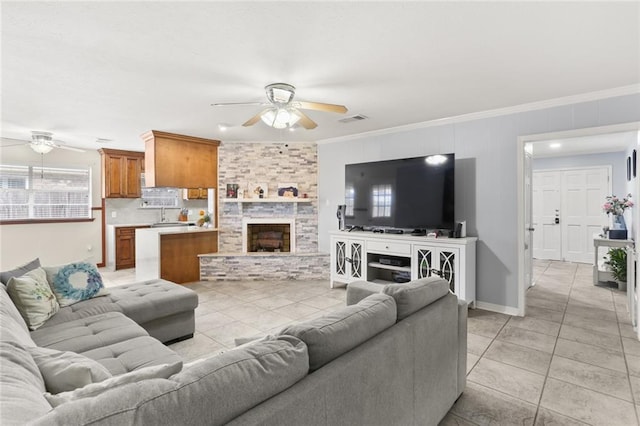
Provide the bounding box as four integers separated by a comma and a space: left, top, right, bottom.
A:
517, 122, 640, 316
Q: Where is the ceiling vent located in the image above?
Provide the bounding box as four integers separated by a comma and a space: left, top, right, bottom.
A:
339, 114, 368, 124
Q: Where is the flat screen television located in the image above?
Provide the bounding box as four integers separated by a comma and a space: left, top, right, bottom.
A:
344, 154, 455, 231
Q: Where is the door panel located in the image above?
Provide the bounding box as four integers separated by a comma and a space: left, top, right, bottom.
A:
562, 168, 609, 263
533, 171, 562, 260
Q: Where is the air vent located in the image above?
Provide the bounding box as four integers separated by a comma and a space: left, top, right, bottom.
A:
339, 114, 368, 124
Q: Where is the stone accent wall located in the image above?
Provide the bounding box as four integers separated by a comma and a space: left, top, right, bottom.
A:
200, 253, 329, 281
218, 142, 318, 253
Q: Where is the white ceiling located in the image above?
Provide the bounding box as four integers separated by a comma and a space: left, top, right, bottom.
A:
1, 1, 639, 152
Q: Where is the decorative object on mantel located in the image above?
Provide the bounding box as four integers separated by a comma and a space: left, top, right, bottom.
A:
605, 247, 627, 291
603, 194, 633, 240
277, 183, 298, 198
253, 183, 268, 199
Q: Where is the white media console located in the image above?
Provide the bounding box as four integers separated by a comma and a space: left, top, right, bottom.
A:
330, 231, 477, 306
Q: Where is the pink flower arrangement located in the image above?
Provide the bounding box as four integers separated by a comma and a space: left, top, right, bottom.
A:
603, 194, 634, 215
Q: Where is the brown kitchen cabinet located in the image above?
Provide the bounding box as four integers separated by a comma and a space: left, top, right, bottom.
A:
115, 225, 150, 270
185, 188, 208, 200
99, 148, 145, 198
141, 130, 219, 189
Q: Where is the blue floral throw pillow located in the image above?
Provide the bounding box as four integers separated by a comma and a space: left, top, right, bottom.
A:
43, 261, 109, 307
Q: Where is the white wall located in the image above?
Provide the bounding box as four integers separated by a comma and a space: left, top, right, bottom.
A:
318, 93, 640, 310
0, 145, 103, 269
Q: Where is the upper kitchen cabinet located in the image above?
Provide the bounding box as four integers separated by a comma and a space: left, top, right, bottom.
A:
99, 148, 145, 198
141, 131, 219, 189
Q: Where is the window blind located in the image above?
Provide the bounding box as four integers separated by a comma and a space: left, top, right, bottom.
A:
0, 165, 91, 221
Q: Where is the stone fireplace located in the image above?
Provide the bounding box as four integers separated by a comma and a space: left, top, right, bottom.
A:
242, 218, 296, 253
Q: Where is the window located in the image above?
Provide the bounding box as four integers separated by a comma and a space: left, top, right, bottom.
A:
371, 184, 392, 218
345, 185, 355, 216
0, 165, 91, 221
139, 173, 180, 208
140, 187, 180, 208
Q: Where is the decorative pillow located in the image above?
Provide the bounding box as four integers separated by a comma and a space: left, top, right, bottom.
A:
6, 267, 59, 330
27, 346, 112, 394
44, 361, 183, 407
43, 261, 109, 307
0, 258, 41, 286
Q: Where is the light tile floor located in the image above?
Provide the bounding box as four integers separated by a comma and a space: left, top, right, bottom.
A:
101, 260, 640, 426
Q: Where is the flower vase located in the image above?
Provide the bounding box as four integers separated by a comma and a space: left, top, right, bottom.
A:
609, 214, 627, 240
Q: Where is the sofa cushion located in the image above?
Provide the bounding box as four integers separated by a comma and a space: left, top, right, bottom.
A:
43, 260, 109, 307
280, 293, 397, 371
30, 312, 148, 353
7, 267, 60, 330
42, 296, 124, 328
0, 341, 51, 425
0, 284, 35, 347
27, 346, 112, 394
80, 335, 184, 375
45, 361, 183, 407
0, 257, 41, 286
382, 277, 449, 320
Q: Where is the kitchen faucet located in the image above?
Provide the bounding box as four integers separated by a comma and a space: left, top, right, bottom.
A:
161, 206, 166, 222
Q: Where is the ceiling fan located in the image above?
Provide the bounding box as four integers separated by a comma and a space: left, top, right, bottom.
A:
1, 131, 86, 154
213, 83, 348, 130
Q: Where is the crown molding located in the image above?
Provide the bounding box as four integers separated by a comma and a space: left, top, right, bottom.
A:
317, 84, 640, 145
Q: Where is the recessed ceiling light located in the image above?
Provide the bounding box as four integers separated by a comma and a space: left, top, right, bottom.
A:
549, 142, 562, 149
96, 138, 112, 144
218, 123, 229, 131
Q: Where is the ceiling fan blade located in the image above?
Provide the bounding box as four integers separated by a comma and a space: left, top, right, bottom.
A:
242, 109, 271, 127
53, 143, 85, 153
0, 142, 28, 148
295, 110, 318, 130
296, 101, 348, 114
212, 102, 267, 107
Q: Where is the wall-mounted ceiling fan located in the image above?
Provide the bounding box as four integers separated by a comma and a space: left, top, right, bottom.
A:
213, 83, 348, 130
1, 131, 86, 154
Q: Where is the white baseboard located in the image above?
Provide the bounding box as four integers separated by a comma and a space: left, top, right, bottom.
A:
475, 301, 522, 317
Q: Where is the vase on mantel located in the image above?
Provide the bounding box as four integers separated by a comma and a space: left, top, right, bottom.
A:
609, 214, 628, 240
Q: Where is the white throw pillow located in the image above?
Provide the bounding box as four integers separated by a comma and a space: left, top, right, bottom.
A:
7, 267, 59, 330
44, 361, 183, 407
43, 260, 109, 307
28, 346, 112, 394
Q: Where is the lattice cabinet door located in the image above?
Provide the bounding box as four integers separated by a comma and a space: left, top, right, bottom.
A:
413, 245, 461, 296
349, 241, 363, 279
416, 247, 434, 279
330, 237, 365, 288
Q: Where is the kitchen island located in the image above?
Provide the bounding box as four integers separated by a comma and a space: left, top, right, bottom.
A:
136, 226, 218, 284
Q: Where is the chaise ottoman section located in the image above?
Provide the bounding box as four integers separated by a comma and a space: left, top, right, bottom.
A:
108, 279, 198, 343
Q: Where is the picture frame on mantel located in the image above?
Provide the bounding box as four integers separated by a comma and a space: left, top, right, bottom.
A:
277, 182, 299, 198
226, 183, 239, 198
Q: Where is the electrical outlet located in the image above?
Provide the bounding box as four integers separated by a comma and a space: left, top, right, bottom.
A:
111, 211, 117, 218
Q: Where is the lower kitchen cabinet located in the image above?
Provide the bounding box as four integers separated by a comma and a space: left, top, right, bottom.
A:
115, 225, 150, 270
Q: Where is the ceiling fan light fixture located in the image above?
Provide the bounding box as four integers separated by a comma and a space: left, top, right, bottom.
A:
30, 131, 54, 154
261, 108, 300, 129
30, 143, 54, 154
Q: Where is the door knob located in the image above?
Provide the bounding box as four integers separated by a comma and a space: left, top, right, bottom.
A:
527, 227, 535, 231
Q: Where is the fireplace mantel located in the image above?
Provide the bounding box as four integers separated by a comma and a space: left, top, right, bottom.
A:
220, 198, 314, 203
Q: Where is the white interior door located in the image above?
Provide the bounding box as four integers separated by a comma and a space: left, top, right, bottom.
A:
533, 171, 562, 260
524, 149, 533, 288
562, 168, 609, 263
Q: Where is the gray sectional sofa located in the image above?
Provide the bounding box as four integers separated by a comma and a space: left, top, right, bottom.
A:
1, 275, 466, 426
